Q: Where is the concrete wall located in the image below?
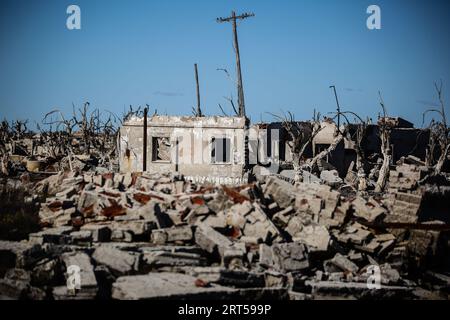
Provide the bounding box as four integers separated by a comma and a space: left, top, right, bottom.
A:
119, 115, 248, 184
313, 121, 338, 147
390, 128, 429, 162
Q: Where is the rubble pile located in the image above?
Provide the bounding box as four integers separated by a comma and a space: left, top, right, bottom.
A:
1, 163, 449, 300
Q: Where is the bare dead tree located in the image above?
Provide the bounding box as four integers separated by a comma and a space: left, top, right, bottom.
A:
218, 104, 229, 117
424, 120, 438, 166
42, 109, 77, 162
123, 105, 144, 123
306, 86, 349, 171
375, 91, 393, 193
41, 103, 120, 171
76, 102, 93, 154
36, 126, 62, 159
0, 119, 12, 174
218, 95, 238, 116
329, 110, 369, 191
0, 119, 31, 157
422, 81, 449, 174
0, 120, 12, 156
1, 155, 10, 176
224, 96, 238, 116
12, 120, 29, 141
1, 101, 121, 174
192, 106, 200, 117
269, 111, 322, 181
97, 120, 119, 170
216, 68, 239, 117
353, 121, 369, 191
307, 121, 344, 172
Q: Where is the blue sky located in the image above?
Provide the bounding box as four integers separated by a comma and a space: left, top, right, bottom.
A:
0, 0, 449, 128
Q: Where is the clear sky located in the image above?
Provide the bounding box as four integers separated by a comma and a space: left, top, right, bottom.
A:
1, 0, 449, 128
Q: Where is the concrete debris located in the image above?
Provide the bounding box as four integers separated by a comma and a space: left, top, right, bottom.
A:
333, 222, 371, 245
351, 197, 386, 223
320, 170, 343, 187
1, 159, 449, 299
61, 252, 98, 298
80, 224, 111, 242
241, 204, 281, 243
263, 176, 297, 208
31, 258, 61, 286
295, 182, 341, 227
329, 253, 359, 274
111, 272, 236, 300
384, 191, 423, 224
291, 222, 330, 252
29, 227, 73, 245
259, 243, 310, 272
194, 224, 233, 258
151, 225, 193, 244
92, 246, 140, 276
389, 164, 426, 191
0, 269, 46, 300
189, 267, 265, 288
305, 280, 414, 299
0, 241, 44, 271
143, 250, 207, 269
302, 170, 321, 184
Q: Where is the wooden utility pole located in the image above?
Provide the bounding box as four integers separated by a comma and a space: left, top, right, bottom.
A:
194, 63, 202, 117
217, 11, 254, 118
143, 106, 148, 172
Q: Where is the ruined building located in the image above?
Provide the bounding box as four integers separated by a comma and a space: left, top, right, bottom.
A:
119, 114, 434, 184
119, 115, 249, 184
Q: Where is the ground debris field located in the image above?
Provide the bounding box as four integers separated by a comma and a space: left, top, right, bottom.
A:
1, 111, 450, 301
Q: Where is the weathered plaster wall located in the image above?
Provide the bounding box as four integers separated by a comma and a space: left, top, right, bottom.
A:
119, 115, 248, 184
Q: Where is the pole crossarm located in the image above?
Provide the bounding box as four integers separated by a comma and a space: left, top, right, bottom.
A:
216, 12, 255, 23
216, 11, 255, 118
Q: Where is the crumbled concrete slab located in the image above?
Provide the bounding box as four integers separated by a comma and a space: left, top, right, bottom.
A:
31, 258, 60, 286
329, 253, 359, 273
143, 250, 207, 268
259, 243, 309, 272
111, 220, 154, 238
305, 280, 414, 299
320, 170, 343, 187
52, 285, 97, 300
290, 222, 330, 252
151, 225, 193, 244
70, 231, 92, 244
80, 224, 111, 242
351, 197, 386, 223
61, 252, 98, 298
111, 272, 236, 300
194, 224, 232, 258
242, 204, 281, 243
333, 222, 372, 245
0, 277, 31, 300
189, 267, 265, 288
264, 176, 297, 208
384, 191, 423, 224
29, 226, 73, 245
92, 246, 140, 275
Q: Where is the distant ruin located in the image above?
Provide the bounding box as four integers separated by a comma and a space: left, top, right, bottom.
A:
118, 114, 436, 186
